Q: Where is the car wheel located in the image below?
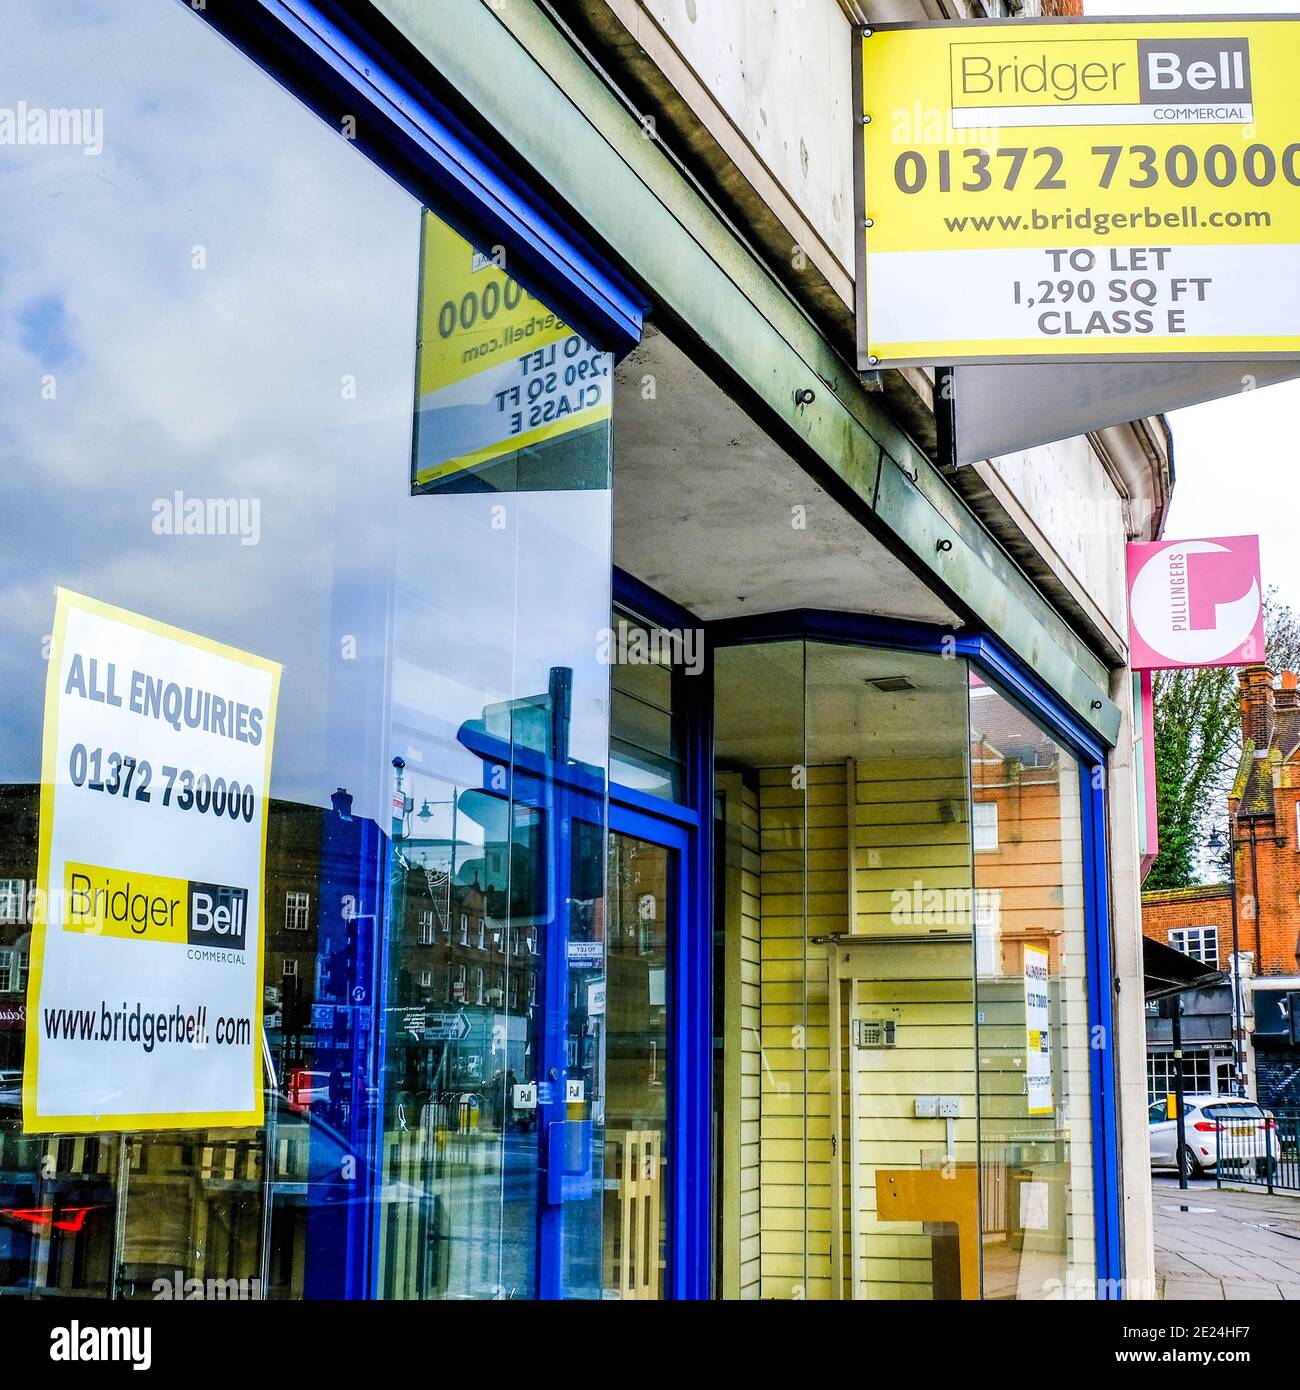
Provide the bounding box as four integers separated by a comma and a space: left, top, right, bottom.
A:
1178, 1145, 1202, 1180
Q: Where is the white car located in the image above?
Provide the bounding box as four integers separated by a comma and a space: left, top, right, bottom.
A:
1149, 1094, 1281, 1178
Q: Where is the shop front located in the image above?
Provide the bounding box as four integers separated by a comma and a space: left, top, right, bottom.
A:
0, 0, 1125, 1301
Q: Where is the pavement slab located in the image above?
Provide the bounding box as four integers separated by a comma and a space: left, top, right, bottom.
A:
1155, 1179, 1300, 1300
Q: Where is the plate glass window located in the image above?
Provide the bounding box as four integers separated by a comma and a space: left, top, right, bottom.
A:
0, 0, 611, 1301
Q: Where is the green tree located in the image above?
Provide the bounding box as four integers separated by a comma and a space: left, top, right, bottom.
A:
1147, 589, 1300, 889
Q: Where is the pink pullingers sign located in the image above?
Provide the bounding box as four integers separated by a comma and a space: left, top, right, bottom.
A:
1127, 534, 1264, 873
1126, 535, 1264, 671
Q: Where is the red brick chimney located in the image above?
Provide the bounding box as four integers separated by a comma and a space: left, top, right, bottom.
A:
1239, 665, 1276, 751
1275, 670, 1299, 713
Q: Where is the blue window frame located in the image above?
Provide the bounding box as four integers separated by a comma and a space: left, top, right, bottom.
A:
198, 0, 647, 356
610, 569, 712, 1299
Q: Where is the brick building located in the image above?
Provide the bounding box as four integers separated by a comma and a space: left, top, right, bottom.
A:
1140, 885, 1236, 1102
1230, 667, 1300, 975
1142, 885, 1234, 969
1141, 665, 1300, 1105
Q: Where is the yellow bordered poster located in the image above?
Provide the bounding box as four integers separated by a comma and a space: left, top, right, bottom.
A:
23, 590, 280, 1133
1023, 944, 1053, 1118
411, 211, 612, 492
856, 17, 1300, 365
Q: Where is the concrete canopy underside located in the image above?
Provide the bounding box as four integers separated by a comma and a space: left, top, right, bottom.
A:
613, 327, 958, 627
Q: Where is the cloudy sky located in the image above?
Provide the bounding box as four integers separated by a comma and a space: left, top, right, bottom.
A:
0, 0, 613, 841
1087, 0, 1300, 610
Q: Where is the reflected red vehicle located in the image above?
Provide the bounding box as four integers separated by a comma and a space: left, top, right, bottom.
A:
0, 1203, 106, 1234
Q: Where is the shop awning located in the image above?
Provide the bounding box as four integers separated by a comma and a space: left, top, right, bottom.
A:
1143, 936, 1227, 1002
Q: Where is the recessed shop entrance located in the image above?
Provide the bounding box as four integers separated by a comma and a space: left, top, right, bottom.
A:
711, 635, 1102, 1301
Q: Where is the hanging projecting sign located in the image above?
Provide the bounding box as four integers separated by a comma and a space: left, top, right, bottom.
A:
856, 17, 1300, 367
411, 211, 613, 493
23, 590, 280, 1133
1127, 534, 1264, 873
949, 359, 1300, 464
1126, 534, 1263, 671
1023, 945, 1052, 1118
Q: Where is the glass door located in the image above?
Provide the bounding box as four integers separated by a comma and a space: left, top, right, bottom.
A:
602, 808, 686, 1299
828, 938, 979, 1301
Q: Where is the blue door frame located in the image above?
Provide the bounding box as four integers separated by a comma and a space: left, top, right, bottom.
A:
611, 573, 715, 1300
607, 799, 693, 1299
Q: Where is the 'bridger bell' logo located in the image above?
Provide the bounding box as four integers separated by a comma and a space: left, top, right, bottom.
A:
950, 35, 1252, 128
187, 881, 248, 951
64, 863, 248, 953
1137, 39, 1251, 106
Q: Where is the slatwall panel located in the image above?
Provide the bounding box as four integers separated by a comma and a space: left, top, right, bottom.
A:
757, 763, 848, 1299
737, 783, 763, 1298
850, 753, 974, 1300
854, 952, 976, 1299
753, 755, 976, 1301
718, 773, 764, 1300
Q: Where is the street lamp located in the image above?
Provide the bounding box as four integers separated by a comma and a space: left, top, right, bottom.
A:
1207, 822, 1246, 1098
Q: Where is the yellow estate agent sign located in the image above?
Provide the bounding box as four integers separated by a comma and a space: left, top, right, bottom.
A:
411, 212, 613, 492
23, 590, 280, 1133
856, 17, 1300, 366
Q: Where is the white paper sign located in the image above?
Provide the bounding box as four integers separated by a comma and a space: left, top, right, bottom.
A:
23, 590, 280, 1132
1019, 1178, 1051, 1233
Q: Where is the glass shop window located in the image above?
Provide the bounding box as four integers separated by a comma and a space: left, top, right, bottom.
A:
1148, 1050, 1211, 1103
0, 0, 611, 1303
609, 607, 689, 802
969, 675, 1096, 1301
713, 644, 1101, 1302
